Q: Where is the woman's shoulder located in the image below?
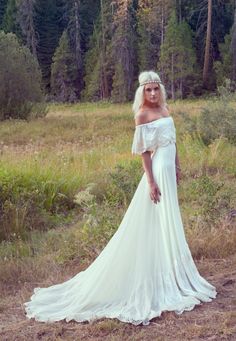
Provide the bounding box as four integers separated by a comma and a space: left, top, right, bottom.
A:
135, 105, 170, 126
134, 110, 149, 126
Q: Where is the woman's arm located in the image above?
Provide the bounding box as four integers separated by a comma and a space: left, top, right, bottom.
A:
135, 112, 161, 204
141, 151, 161, 204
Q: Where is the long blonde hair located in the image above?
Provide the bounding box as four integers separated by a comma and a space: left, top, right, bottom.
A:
132, 70, 167, 116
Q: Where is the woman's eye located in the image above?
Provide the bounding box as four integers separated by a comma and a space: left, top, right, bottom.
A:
145, 87, 159, 92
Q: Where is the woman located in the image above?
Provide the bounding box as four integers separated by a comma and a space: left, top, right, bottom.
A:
24, 70, 217, 326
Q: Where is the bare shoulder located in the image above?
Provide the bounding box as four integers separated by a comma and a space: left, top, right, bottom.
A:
135, 110, 149, 126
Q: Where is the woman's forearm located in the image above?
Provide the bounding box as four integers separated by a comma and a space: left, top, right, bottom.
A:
141, 151, 155, 185
141, 151, 161, 203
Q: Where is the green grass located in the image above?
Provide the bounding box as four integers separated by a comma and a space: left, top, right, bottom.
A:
0, 100, 235, 285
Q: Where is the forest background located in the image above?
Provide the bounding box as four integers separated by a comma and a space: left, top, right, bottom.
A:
0, 0, 236, 107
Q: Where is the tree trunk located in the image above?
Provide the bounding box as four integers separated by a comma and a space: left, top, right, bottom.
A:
161, 0, 164, 45
178, 0, 182, 22
100, 0, 109, 99
74, 1, 81, 72
171, 52, 175, 99
203, 0, 212, 88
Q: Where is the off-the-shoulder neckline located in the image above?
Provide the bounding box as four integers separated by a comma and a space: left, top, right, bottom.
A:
135, 116, 172, 127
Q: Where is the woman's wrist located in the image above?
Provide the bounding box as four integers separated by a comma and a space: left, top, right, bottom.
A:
148, 179, 155, 186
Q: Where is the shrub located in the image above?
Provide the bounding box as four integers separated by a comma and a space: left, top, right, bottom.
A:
197, 81, 236, 145
0, 166, 78, 241
197, 104, 236, 145
107, 159, 143, 206
182, 175, 235, 229
175, 111, 197, 136
0, 31, 46, 120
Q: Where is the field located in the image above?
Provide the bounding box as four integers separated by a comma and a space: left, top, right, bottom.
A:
0, 100, 236, 340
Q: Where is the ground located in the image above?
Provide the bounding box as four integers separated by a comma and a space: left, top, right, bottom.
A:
0, 254, 235, 341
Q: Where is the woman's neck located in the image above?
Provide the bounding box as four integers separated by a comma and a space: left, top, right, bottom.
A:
143, 103, 162, 111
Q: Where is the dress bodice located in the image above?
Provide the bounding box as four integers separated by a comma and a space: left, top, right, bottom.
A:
131, 116, 176, 155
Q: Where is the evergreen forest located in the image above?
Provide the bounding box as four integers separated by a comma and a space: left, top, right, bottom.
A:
0, 0, 236, 103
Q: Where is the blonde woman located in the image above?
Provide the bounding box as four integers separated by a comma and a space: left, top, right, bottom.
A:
24, 71, 217, 326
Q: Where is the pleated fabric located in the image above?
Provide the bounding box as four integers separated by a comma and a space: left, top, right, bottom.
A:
24, 117, 217, 326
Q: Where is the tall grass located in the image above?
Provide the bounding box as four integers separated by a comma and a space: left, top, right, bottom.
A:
0, 100, 236, 290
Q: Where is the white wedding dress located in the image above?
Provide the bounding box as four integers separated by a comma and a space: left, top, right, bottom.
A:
24, 116, 217, 326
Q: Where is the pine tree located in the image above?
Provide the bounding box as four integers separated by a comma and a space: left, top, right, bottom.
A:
2, 0, 21, 38
64, 0, 83, 97
159, 11, 196, 99
82, 0, 113, 101
136, 0, 172, 73
111, 0, 136, 102
82, 26, 103, 100
159, 11, 178, 98
214, 31, 233, 86
177, 20, 196, 97
136, 0, 156, 71
51, 30, 77, 102
213, 0, 236, 86
79, 0, 100, 51
0, 0, 8, 28
51, 0, 100, 100
34, 0, 64, 91
16, 0, 37, 57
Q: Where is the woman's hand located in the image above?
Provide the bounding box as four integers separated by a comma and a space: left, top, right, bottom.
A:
176, 167, 181, 185
149, 182, 161, 204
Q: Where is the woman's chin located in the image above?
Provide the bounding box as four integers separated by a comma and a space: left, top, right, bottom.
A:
147, 100, 159, 106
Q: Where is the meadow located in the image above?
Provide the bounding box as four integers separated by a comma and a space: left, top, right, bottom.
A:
0, 100, 236, 340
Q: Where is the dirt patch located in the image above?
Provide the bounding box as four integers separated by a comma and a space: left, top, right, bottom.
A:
0, 254, 236, 341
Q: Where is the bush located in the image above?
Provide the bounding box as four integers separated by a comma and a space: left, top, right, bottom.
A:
107, 159, 143, 206
175, 111, 197, 137
197, 81, 236, 145
0, 31, 46, 120
181, 174, 235, 229
0, 166, 78, 241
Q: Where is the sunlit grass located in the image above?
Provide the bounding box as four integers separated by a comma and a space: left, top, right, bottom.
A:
0, 100, 235, 289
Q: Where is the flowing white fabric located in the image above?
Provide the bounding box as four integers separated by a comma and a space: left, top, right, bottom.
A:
24, 116, 217, 326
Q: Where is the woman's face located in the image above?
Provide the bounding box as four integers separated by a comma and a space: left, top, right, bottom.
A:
143, 82, 160, 106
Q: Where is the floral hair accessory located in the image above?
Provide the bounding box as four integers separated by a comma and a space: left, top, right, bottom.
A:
139, 80, 162, 87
